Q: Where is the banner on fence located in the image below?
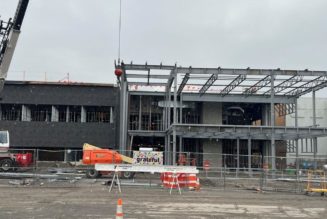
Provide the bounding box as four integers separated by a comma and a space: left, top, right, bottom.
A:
132, 151, 163, 165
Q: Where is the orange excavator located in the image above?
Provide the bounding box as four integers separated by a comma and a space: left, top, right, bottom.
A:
82, 143, 134, 178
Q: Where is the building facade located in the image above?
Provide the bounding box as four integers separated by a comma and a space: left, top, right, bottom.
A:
286, 97, 327, 156
0, 81, 119, 160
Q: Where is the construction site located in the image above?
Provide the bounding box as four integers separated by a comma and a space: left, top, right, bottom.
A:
1, 0, 327, 218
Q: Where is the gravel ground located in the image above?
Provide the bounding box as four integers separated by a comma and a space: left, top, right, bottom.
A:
0, 179, 326, 219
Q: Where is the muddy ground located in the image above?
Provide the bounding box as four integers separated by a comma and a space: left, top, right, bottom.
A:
0, 179, 326, 219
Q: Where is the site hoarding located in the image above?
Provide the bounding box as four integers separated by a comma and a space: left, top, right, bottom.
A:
132, 151, 163, 165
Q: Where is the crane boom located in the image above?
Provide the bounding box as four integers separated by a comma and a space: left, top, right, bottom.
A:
0, 0, 29, 93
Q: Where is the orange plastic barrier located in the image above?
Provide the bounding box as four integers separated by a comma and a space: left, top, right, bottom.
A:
161, 173, 200, 189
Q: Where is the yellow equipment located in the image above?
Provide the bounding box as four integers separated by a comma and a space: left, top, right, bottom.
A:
306, 170, 327, 195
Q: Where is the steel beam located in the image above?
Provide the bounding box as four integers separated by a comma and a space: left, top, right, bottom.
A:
166, 124, 327, 140
126, 73, 170, 79
264, 75, 303, 95
243, 75, 270, 96
285, 76, 327, 97
220, 74, 246, 96
128, 82, 168, 86
177, 73, 190, 95
124, 64, 327, 77
199, 73, 219, 96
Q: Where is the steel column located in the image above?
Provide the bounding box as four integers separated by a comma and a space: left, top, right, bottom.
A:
237, 138, 240, 177
313, 91, 317, 168
173, 72, 177, 165
248, 138, 252, 174
270, 73, 276, 171
138, 96, 142, 130
295, 99, 299, 174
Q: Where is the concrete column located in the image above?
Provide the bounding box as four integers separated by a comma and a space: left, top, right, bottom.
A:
81, 106, 86, 123
51, 106, 59, 122
21, 105, 31, 121
110, 107, 113, 124
202, 102, 223, 167
66, 106, 70, 122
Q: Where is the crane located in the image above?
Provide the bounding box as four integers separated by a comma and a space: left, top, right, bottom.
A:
0, 0, 29, 93
0, 0, 32, 172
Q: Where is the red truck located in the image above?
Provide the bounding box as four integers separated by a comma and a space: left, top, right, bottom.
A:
0, 131, 33, 172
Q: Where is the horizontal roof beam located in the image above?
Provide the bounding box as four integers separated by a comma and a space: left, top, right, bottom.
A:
182, 93, 295, 104
123, 63, 327, 76
128, 82, 168, 86
126, 73, 170, 79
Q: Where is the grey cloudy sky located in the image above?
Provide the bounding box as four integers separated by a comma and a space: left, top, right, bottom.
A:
1, 0, 327, 94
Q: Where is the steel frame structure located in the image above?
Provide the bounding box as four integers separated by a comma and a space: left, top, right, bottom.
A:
116, 62, 327, 172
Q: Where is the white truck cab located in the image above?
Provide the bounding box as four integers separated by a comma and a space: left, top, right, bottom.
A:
0, 131, 9, 152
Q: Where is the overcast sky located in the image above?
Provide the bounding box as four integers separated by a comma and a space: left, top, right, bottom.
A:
1, 0, 327, 95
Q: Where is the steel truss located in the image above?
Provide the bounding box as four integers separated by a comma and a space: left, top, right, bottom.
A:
220, 74, 246, 96
243, 75, 270, 96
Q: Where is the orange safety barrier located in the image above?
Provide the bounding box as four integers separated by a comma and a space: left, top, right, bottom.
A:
160, 172, 200, 189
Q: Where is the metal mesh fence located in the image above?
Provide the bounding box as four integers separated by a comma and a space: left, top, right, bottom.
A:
0, 149, 326, 194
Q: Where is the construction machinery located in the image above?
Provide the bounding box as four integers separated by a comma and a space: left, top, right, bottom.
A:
0, 131, 33, 171
0, 1, 32, 172
0, 0, 29, 92
82, 143, 134, 178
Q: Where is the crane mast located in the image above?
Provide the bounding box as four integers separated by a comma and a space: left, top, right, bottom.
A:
0, 0, 29, 93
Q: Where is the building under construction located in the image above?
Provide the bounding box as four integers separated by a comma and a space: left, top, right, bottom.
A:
117, 62, 327, 171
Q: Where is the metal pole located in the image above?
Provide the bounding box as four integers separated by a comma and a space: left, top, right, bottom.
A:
179, 94, 183, 153
164, 135, 168, 164
173, 73, 177, 165
295, 99, 299, 174
270, 72, 276, 172
138, 96, 142, 130
123, 85, 129, 153
237, 138, 240, 177
248, 138, 252, 175
173, 129, 177, 166
149, 97, 152, 130
168, 89, 171, 129
167, 134, 171, 165
312, 91, 317, 169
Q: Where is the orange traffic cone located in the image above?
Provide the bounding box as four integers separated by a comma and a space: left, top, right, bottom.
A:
116, 198, 123, 219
